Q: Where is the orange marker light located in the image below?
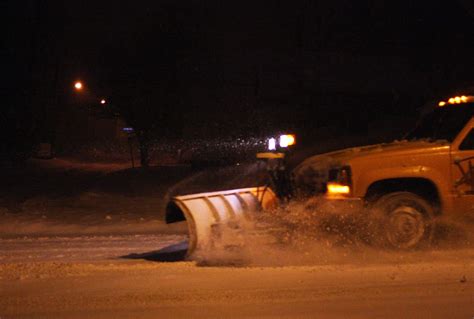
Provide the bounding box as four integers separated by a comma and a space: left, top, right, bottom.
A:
279, 134, 296, 148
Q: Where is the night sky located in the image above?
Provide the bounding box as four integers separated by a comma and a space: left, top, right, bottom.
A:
4, 1, 474, 154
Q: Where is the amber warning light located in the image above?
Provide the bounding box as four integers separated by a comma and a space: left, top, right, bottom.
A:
279, 134, 296, 147
438, 95, 474, 107
268, 134, 296, 150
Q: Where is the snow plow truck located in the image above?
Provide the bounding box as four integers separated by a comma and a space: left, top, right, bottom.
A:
166, 95, 474, 256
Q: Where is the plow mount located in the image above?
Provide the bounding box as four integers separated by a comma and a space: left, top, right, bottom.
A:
166, 187, 278, 257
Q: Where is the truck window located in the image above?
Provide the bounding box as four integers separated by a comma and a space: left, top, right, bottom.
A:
405, 104, 474, 142
459, 129, 474, 150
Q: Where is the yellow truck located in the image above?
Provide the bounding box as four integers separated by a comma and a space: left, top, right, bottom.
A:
166, 95, 474, 255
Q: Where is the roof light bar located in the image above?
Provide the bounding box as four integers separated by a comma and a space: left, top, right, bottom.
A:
438, 95, 474, 107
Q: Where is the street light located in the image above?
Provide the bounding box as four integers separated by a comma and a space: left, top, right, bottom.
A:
100, 99, 106, 105
74, 81, 83, 91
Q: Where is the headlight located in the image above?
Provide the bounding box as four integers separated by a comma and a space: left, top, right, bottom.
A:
327, 183, 351, 195
268, 138, 277, 151
327, 166, 352, 196
267, 134, 296, 151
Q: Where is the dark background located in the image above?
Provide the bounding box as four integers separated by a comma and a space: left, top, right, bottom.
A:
4, 0, 474, 161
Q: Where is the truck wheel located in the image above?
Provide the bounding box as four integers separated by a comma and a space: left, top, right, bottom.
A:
372, 192, 434, 249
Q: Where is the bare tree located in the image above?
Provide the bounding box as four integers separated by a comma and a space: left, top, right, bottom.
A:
103, 5, 182, 167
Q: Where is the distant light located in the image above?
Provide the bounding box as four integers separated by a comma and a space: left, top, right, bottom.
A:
74, 81, 83, 90
279, 134, 296, 148
100, 99, 106, 105
461, 95, 467, 102
438, 101, 446, 107
455, 96, 461, 104
268, 138, 276, 151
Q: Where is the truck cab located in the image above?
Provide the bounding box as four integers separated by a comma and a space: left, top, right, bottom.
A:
294, 95, 474, 248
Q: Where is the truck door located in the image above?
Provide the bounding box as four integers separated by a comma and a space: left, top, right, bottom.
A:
451, 119, 474, 217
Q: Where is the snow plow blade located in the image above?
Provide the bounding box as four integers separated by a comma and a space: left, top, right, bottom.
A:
166, 187, 277, 256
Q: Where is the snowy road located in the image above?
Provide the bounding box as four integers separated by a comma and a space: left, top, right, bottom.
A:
1, 234, 473, 318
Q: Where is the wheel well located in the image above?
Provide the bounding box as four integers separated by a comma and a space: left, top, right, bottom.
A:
365, 178, 441, 213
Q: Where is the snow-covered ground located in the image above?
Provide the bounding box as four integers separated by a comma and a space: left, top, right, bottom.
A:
0, 158, 263, 237
1, 158, 473, 318
1, 233, 473, 318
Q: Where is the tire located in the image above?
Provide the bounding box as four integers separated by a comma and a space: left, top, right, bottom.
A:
372, 192, 434, 249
